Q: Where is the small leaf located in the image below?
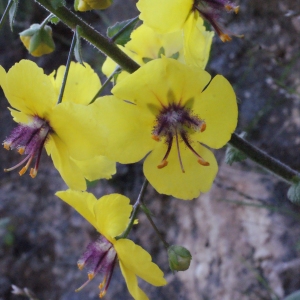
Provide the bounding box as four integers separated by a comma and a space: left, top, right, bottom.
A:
157, 47, 165, 58
50, 0, 66, 9
74, 26, 84, 65
142, 57, 152, 64
225, 145, 247, 165
107, 17, 139, 46
170, 51, 180, 60
287, 180, 300, 205
9, 0, 18, 31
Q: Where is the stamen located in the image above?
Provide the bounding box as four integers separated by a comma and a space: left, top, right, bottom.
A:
99, 276, 107, 289
175, 129, 185, 173
4, 154, 31, 173
200, 122, 206, 132
77, 262, 84, 270
3, 142, 10, 150
220, 33, 232, 42
157, 135, 173, 169
152, 135, 160, 142
88, 272, 95, 280
18, 147, 25, 155
75, 278, 93, 292
30, 168, 37, 178
19, 156, 34, 176
180, 133, 210, 166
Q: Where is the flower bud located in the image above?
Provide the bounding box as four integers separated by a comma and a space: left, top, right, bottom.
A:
74, 0, 112, 11
168, 245, 192, 272
19, 24, 55, 57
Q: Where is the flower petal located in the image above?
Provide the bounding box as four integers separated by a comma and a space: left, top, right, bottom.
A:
93, 194, 132, 242
118, 261, 149, 300
92, 96, 156, 164
1, 60, 56, 118
137, 0, 193, 33
8, 108, 32, 124
143, 141, 218, 200
112, 57, 211, 109
72, 155, 116, 181
52, 62, 101, 105
193, 75, 238, 149
115, 239, 166, 286
55, 189, 98, 228
183, 13, 214, 69
50, 101, 107, 160
45, 134, 87, 190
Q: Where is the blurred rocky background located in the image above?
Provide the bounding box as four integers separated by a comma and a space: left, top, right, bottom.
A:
1, 0, 300, 299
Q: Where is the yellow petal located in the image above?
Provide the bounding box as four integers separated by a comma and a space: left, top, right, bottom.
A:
52, 62, 101, 105
55, 189, 98, 228
50, 101, 107, 160
2, 60, 56, 118
118, 261, 149, 300
115, 239, 166, 286
45, 134, 87, 190
93, 194, 132, 242
143, 142, 218, 200
8, 108, 32, 124
137, 0, 193, 33
0, 65, 6, 88
183, 13, 214, 69
72, 155, 116, 181
112, 57, 211, 109
193, 75, 238, 149
91, 96, 156, 164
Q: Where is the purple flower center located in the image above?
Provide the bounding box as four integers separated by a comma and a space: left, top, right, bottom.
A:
152, 102, 209, 172
76, 235, 117, 298
3, 116, 51, 178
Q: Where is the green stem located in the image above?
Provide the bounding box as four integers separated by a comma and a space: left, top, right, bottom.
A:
40, 13, 54, 29
0, 0, 13, 31
116, 179, 149, 239
56, 29, 77, 104
110, 16, 139, 43
141, 204, 170, 249
89, 66, 121, 104
229, 133, 300, 183
34, 0, 140, 73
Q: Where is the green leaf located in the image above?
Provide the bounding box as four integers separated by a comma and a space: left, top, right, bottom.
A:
74, 26, 84, 65
170, 51, 180, 60
107, 17, 139, 46
50, 0, 66, 9
9, 0, 18, 31
284, 290, 300, 300
157, 47, 165, 58
287, 180, 300, 205
142, 57, 153, 64
225, 145, 247, 165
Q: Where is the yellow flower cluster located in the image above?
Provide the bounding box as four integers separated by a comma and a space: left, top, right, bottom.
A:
1, 0, 239, 298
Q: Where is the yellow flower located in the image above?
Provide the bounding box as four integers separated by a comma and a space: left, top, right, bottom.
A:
19, 24, 55, 57
74, 0, 112, 11
0, 60, 114, 190
56, 190, 167, 299
102, 21, 213, 80
94, 57, 238, 199
137, 0, 239, 42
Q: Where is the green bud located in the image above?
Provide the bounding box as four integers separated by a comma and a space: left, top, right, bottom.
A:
19, 24, 55, 57
168, 245, 192, 272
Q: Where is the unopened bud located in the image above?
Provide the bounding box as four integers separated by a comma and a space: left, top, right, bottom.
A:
74, 0, 112, 11
19, 24, 55, 57
168, 245, 192, 272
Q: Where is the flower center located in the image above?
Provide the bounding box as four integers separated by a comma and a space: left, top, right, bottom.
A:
3, 116, 51, 178
152, 103, 209, 173
76, 235, 117, 298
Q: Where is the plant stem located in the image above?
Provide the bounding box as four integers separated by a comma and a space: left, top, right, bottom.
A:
40, 13, 54, 29
56, 29, 77, 104
116, 178, 149, 239
89, 66, 121, 104
229, 133, 300, 183
34, 0, 140, 73
0, 0, 13, 31
141, 204, 170, 249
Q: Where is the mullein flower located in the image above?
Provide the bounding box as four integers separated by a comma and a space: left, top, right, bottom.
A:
74, 0, 112, 11
103, 21, 214, 81
19, 24, 55, 57
137, 0, 239, 41
0, 60, 114, 190
56, 190, 167, 299
93, 57, 238, 199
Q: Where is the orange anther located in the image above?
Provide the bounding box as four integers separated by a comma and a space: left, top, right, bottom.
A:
200, 123, 206, 132
77, 262, 84, 270
19, 166, 28, 176
197, 158, 210, 166
152, 135, 160, 142
18, 147, 25, 155
3, 143, 10, 150
88, 273, 95, 280
30, 168, 37, 178
220, 33, 232, 42
157, 160, 168, 169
